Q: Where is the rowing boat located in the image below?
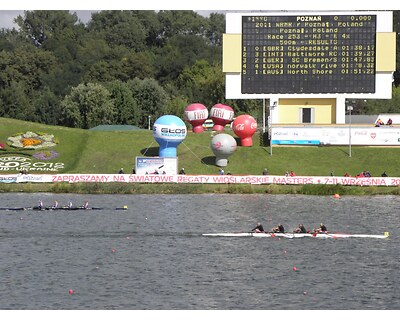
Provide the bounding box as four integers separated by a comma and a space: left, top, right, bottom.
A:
202, 232, 389, 239
0, 206, 128, 211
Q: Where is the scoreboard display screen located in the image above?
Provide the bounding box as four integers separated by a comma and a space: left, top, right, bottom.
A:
241, 15, 377, 94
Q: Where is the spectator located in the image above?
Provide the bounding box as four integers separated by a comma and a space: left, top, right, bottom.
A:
118, 168, 124, 174
132, 168, 136, 174
356, 171, 364, 178
387, 118, 393, 126
375, 119, 384, 127
219, 168, 225, 175
262, 168, 269, 175
179, 168, 186, 174
227, 171, 232, 175
381, 171, 388, 177
344, 172, 350, 177
289, 170, 296, 177
285, 171, 289, 176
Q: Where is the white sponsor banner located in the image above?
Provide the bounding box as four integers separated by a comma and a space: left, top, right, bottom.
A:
135, 157, 177, 175
2, 174, 400, 187
0, 174, 18, 183
272, 127, 400, 146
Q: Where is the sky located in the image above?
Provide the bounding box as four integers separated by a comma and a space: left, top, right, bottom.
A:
0, 10, 94, 29
0, 1, 399, 29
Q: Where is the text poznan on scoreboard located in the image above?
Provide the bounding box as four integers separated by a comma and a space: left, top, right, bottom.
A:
241, 14, 376, 94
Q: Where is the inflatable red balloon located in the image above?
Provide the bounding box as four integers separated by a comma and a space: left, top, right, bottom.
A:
210, 103, 234, 132
184, 103, 208, 133
233, 115, 258, 147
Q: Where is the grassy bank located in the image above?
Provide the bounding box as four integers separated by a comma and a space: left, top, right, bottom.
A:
2, 117, 400, 194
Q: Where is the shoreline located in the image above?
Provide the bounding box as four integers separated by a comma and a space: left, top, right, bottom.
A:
1, 182, 400, 195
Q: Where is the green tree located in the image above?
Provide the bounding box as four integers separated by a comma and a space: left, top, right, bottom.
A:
60, 82, 115, 129
0, 81, 34, 120
394, 11, 400, 71
206, 13, 225, 46
32, 87, 62, 125
107, 80, 140, 125
164, 95, 190, 118
87, 11, 147, 51
177, 60, 225, 107
157, 11, 208, 43
0, 28, 21, 51
0, 46, 56, 91
155, 34, 219, 84
362, 86, 400, 114
131, 10, 161, 47
127, 78, 169, 127
15, 10, 82, 48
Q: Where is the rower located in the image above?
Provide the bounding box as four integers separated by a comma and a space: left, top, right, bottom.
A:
251, 223, 265, 233
51, 201, 58, 209
81, 201, 89, 209
37, 200, 43, 210
314, 223, 328, 233
294, 224, 307, 233
271, 223, 285, 233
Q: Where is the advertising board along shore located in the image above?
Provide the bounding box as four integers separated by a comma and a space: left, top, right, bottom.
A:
1, 174, 399, 187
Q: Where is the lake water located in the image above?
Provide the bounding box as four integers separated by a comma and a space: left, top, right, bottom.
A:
0, 193, 398, 310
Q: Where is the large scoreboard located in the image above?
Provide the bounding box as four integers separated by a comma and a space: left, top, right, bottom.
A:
242, 14, 376, 94
224, 11, 394, 99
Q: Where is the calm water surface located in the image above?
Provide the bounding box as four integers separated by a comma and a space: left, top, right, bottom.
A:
0, 193, 398, 310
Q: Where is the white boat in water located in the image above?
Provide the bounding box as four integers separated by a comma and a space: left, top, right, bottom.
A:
202, 232, 390, 239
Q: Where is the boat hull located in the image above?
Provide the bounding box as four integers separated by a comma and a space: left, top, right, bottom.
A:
202, 232, 389, 239
0, 207, 128, 211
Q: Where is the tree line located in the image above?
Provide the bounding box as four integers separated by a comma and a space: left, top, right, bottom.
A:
0, 10, 399, 128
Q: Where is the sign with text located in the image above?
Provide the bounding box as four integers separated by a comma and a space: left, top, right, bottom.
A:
2, 174, 400, 187
242, 14, 376, 94
225, 11, 393, 99
271, 126, 400, 146
0, 155, 65, 172
135, 157, 178, 175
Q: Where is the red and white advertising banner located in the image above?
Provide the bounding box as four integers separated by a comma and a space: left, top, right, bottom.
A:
2, 174, 400, 187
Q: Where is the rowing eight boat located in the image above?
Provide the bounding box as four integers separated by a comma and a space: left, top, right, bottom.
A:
202, 232, 389, 239
0, 206, 128, 211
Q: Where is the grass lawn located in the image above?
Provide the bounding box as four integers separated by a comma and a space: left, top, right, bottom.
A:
1, 117, 400, 178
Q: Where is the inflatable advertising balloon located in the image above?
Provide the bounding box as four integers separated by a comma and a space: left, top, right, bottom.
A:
233, 115, 258, 147
210, 133, 237, 167
153, 115, 187, 157
184, 103, 208, 133
210, 104, 234, 132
